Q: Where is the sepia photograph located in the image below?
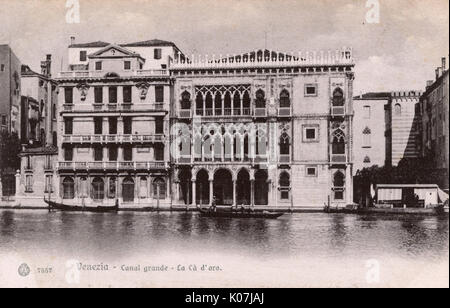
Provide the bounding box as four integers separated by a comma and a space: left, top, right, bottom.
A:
0, 0, 448, 291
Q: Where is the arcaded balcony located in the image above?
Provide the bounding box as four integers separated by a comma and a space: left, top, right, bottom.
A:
58, 161, 169, 171
62, 103, 166, 113
58, 69, 169, 79
62, 134, 166, 144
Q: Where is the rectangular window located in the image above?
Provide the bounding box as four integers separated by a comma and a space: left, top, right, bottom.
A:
80, 51, 87, 62
109, 87, 117, 104
109, 146, 118, 161
123, 146, 133, 161
303, 125, 319, 142
64, 87, 73, 104
123, 86, 132, 103
364, 106, 371, 119
305, 84, 318, 96
95, 61, 102, 71
44, 155, 52, 170
280, 190, 290, 200
124, 61, 131, 70
154, 145, 164, 161
334, 190, 344, 200
154, 48, 162, 60
155, 117, 164, 134
1, 115, 6, 126
155, 86, 164, 103
64, 147, 73, 161
1, 64, 5, 72
123, 117, 132, 135
94, 146, 103, 161
64, 118, 73, 135
94, 117, 103, 134
45, 175, 53, 193
109, 117, 117, 135
306, 167, 318, 177
25, 175, 33, 193
94, 87, 103, 104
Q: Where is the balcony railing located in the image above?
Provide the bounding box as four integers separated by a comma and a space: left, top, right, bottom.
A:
254, 108, 267, 117
279, 154, 291, 164
62, 103, 166, 113
278, 107, 292, 117
62, 134, 165, 144
194, 108, 252, 117
58, 69, 169, 78
331, 154, 347, 164
58, 161, 169, 171
331, 106, 345, 117
179, 109, 192, 118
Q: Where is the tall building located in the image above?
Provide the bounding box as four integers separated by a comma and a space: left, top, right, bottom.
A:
171, 48, 355, 209
15, 55, 59, 207
419, 57, 449, 191
54, 40, 179, 207
353, 93, 390, 174
0, 45, 21, 134
386, 91, 422, 166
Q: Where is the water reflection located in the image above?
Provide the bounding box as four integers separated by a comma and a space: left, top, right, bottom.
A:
0, 210, 447, 262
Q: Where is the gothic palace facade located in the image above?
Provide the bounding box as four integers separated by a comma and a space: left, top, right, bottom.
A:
53, 40, 355, 209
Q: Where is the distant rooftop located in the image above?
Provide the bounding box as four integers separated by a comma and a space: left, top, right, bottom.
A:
69, 41, 111, 48
354, 92, 391, 100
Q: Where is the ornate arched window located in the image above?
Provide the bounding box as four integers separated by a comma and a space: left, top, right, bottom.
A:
195, 92, 203, 116
280, 132, 290, 155
62, 177, 75, 199
363, 127, 371, 147
280, 89, 290, 108
332, 129, 346, 154
363, 156, 371, 163
332, 87, 345, 106
333, 171, 345, 200
279, 172, 290, 200
180, 91, 191, 110
255, 89, 266, 108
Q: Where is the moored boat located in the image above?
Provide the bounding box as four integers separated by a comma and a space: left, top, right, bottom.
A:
44, 199, 119, 213
199, 208, 284, 219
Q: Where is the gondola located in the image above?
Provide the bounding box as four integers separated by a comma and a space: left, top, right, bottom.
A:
199, 208, 284, 219
44, 199, 119, 213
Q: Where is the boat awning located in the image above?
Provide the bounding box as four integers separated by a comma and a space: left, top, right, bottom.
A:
378, 188, 402, 201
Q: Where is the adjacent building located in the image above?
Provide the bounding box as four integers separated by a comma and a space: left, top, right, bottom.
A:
0, 45, 21, 135
419, 57, 449, 191
54, 40, 179, 208
15, 55, 59, 207
353, 92, 390, 173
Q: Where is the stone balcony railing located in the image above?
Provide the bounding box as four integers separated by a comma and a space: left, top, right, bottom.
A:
58, 69, 169, 79
171, 48, 354, 70
58, 161, 169, 171
331, 154, 347, 164
62, 103, 166, 113
62, 134, 165, 144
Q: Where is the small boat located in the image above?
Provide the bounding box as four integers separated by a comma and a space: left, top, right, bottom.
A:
199, 208, 284, 219
45, 199, 119, 213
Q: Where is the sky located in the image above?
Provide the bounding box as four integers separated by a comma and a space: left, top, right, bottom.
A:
0, 0, 448, 94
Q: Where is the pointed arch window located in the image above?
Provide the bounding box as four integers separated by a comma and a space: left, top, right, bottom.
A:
180, 91, 191, 110
280, 132, 290, 155
280, 89, 291, 108
332, 129, 346, 154
279, 172, 291, 200
195, 92, 203, 116
333, 171, 345, 201
332, 88, 345, 106
394, 103, 402, 116
255, 89, 266, 108
363, 127, 372, 148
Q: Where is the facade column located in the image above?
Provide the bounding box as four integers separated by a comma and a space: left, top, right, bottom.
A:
250, 180, 255, 208
233, 180, 237, 207
209, 180, 214, 205
192, 180, 196, 206
221, 96, 225, 115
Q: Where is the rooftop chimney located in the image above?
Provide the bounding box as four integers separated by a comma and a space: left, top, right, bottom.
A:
442, 57, 447, 71
426, 80, 434, 89
435, 68, 441, 81
70, 36, 75, 45
40, 54, 52, 78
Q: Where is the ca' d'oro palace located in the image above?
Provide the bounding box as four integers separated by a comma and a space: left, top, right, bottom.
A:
0, 38, 448, 211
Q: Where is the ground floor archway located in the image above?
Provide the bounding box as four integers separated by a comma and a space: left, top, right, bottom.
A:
255, 170, 268, 205
196, 169, 209, 205
122, 177, 135, 202
214, 169, 234, 206
179, 169, 192, 205
237, 169, 251, 205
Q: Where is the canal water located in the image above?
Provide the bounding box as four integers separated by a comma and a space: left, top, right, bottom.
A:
0, 210, 448, 287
